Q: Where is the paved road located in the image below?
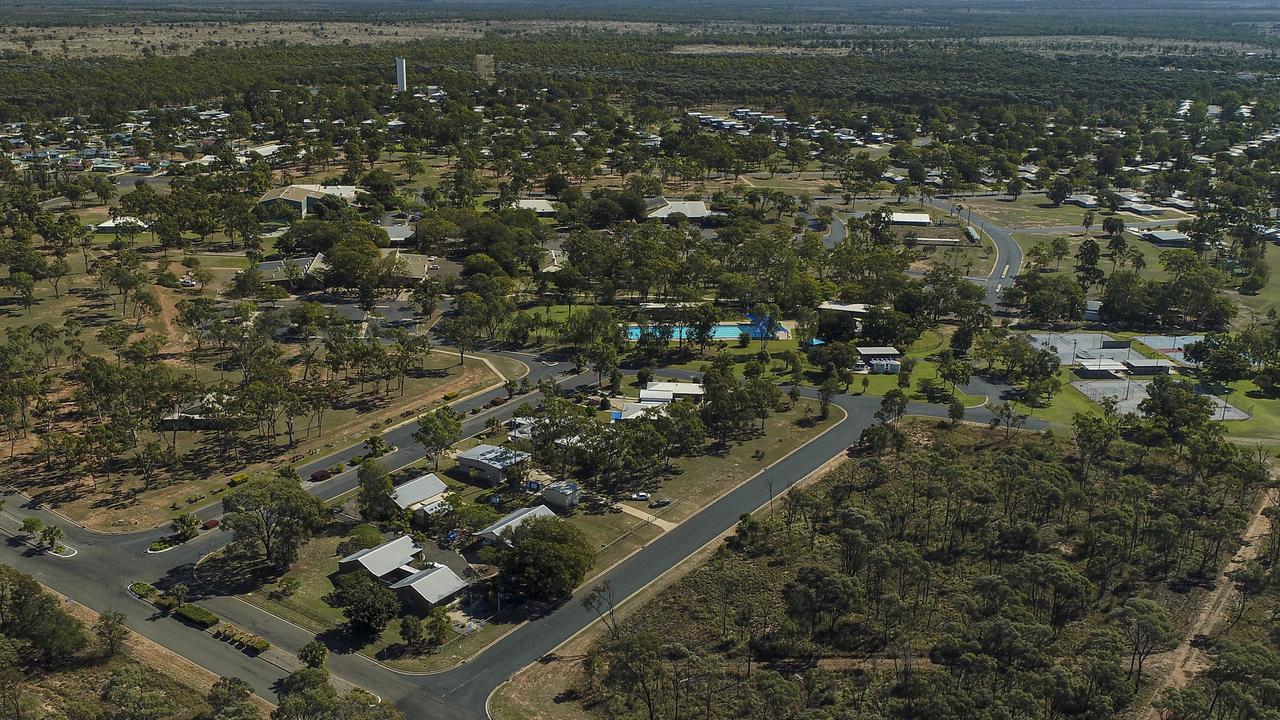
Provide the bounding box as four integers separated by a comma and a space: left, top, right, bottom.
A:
924, 197, 1024, 306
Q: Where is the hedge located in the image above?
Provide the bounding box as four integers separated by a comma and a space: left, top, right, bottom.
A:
174, 604, 220, 629
129, 582, 157, 598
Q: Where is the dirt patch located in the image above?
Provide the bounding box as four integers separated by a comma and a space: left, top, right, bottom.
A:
1140, 486, 1279, 716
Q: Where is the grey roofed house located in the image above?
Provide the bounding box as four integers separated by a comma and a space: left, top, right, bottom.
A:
381, 224, 417, 245
473, 505, 557, 544
391, 473, 448, 511
338, 535, 419, 578
388, 563, 468, 606
1141, 230, 1190, 247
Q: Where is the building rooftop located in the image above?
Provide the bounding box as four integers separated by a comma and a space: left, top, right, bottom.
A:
391, 473, 448, 511
457, 444, 531, 470
340, 535, 418, 578
388, 563, 467, 605
473, 505, 556, 543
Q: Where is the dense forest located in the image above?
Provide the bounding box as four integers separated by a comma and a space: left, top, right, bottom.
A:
578, 391, 1276, 720
0, 33, 1265, 121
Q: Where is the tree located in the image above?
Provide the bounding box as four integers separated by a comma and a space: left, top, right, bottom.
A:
327, 572, 400, 634
170, 512, 200, 541
221, 477, 326, 568
39, 524, 63, 551
356, 459, 396, 520
94, 609, 129, 658
298, 639, 329, 669
1047, 176, 1073, 206
399, 614, 424, 651
426, 606, 450, 646
414, 407, 462, 470
103, 664, 175, 720
19, 517, 42, 538
1109, 598, 1175, 690
1006, 177, 1024, 200
495, 517, 597, 601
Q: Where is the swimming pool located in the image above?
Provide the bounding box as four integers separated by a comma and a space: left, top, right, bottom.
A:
626, 323, 771, 341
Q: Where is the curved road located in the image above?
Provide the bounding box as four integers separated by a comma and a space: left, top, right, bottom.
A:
0, 201, 1032, 718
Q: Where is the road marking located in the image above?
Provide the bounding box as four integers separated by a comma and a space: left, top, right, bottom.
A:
444, 668, 489, 696
1001, 265, 1009, 278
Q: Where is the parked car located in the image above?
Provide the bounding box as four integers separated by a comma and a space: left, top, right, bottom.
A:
648, 498, 672, 509
309, 469, 333, 482
630, 492, 651, 501
201, 518, 220, 530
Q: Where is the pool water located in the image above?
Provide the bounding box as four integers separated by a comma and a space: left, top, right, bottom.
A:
626, 323, 767, 341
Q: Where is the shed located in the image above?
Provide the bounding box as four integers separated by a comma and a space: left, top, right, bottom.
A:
542, 482, 582, 511
644, 382, 705, 402
1075, 358, 1127, 379
1124, 358, 1174, 375
890, 212, 932, 226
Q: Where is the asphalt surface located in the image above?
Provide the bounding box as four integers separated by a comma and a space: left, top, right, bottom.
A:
0, 200, 1036, 717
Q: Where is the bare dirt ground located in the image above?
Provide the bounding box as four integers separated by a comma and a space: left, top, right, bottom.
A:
1140, 486, 1278, 717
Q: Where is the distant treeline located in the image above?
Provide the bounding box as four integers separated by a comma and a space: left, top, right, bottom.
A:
0, 34, 1260, 121
5, 0, 1280, 43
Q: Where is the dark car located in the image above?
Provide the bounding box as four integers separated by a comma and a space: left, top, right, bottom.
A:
201, 518, 220, 531
648, 498, 672, 509
309, 469, 333, 483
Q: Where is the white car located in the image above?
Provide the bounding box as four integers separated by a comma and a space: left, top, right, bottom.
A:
178, 278, 197, 288
629, 492, 651, 501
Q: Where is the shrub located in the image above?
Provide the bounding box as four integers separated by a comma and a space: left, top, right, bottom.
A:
129, 582, 157, 598
337, 524, 384, 557
175, 604, 220, 629
148, 540, 173, 552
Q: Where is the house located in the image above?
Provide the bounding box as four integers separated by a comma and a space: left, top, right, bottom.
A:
1121, 202, 1166, 216
614, 402, 668, 422
890, 212, 932, 226
818, 301, 873, 317
856, 346, 902, 362
388, 564, 468, 611
516, 198, 557, 216
391, 473, 450, 522
258, 184, 359, 218
456, 444, 531, 486
338, 535, 419, 577
644, 381, 705, 403
95, 216, 151, 233
646, 198, 718, 223
255, 254, 327, 285
473, 505, 557, 544
381, 224, 417, 246
1065, 194, 1100, 209
158, 393, 236, 431
1141, 230, 1190, 248
542, 482, 581, 511
338, 536, 466, 609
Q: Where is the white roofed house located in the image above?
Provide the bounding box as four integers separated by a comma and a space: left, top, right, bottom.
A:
644, 381, 705, 403
890, 212, 932, 226
515, 198, 558, 216
646, 197, 720, 224
456, 444, 532, 487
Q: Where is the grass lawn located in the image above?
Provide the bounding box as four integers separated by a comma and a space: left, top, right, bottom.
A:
962, 194, 1187, 229
1011, 368, 1103, 431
